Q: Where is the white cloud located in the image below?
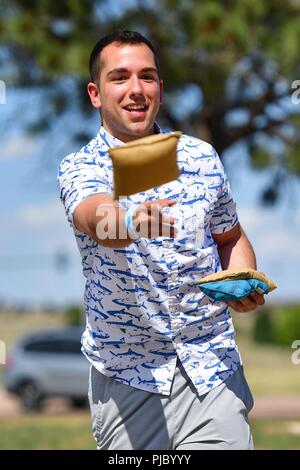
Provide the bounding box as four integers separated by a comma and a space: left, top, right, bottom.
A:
0, 198, 83, 306
238, 206, 276, 232
1, 198, 78, 255
0, 135, 40, 161
236, 206, 300, 302
20, 200, 65, 226
258, 230, 300, 257
238, 204, 300, 262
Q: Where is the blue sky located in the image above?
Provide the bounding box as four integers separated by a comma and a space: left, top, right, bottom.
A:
0, 87, 300, 308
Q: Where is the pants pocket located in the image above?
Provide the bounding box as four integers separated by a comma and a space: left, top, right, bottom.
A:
239, 366, 254, 413
225, 365, 254, 414
88, 366, 108, 446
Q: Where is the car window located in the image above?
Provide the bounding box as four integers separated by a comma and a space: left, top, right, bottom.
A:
24, 339, 82, 354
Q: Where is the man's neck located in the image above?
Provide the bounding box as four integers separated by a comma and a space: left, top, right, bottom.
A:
100, 124, 161, 143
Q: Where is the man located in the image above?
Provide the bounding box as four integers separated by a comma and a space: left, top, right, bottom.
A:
58, 30, 264, 450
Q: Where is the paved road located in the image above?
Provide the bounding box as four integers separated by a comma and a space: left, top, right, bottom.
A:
250, 395, 300, 419
0, 390, 75, 416
0, 389, 299, 418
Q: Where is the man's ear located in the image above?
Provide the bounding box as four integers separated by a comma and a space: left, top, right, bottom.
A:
87, 82, 101, 109
159, 80, 163, 104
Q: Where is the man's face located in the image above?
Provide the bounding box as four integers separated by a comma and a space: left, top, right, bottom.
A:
89, 42, 162, 142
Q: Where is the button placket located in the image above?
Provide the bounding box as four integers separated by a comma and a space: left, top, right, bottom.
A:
163, 240, 182, 341
168, 287, 182, 343
164, 240, 172, 249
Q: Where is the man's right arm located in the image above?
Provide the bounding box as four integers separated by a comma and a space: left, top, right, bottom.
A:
74, 193, 132, 248
74, 193, 177, 248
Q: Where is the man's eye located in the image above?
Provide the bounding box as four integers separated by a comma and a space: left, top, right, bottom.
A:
142, 75, 155, 81
113, 76, 127, 81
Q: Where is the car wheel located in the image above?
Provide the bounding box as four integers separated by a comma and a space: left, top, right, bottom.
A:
18, 381, 43, 411
71, 397, 88, 409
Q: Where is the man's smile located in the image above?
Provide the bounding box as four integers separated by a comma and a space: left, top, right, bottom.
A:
123, 103, 149, 117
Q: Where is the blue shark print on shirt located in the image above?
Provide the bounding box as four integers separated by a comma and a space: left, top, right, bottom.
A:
57, 125, 241, 396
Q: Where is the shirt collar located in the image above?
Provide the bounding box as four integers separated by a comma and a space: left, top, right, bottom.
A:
97, 123, 162, 150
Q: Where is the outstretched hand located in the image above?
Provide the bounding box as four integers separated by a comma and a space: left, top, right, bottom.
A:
133, 199, 177, 239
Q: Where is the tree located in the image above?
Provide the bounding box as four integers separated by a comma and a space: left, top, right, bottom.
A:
1, 0, 300, 203
65, 304, 84, 326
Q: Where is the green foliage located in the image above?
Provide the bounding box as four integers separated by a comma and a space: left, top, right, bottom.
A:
286, 145, 300, 176
251, 419, 300, 450
65, 305, 84, 326
272, 304, 300, 346
253, 304, 300, 347
253, 308, 275, 344
252, 146, 274, 170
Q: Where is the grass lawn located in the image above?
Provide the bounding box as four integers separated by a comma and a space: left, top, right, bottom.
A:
251, 418, 300, 450
0, 413, 299, 450
0, 310, 67, 348
232, 310, 300, 396
0, 413, 95, 450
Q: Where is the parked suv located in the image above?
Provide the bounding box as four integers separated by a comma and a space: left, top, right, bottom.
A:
4, 327, 90, 411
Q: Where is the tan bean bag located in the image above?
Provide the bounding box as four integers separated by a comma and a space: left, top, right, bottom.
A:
196, 269, 277, 290
195, 268, 277, 301
108, 131, 182, 199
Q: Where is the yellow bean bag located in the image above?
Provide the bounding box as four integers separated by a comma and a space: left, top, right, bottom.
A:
108, 131, 182, 199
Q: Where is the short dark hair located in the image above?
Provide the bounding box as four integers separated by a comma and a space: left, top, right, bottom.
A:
89, 29, 160, 83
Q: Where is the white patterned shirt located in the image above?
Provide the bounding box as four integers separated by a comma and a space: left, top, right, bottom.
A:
58, 125, 241, 396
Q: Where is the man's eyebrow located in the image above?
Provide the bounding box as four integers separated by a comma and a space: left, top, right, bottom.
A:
107, 68, 128, 77
140, 67, 158, 74
107, 67, 158, 77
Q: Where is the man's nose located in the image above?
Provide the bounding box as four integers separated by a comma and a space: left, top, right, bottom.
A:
129, 76, 143, 96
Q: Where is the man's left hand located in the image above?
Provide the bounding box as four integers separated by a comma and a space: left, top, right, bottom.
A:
226, 291, 265, 313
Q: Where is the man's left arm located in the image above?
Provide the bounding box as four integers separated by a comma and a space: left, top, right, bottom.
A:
212, 223, 265, 313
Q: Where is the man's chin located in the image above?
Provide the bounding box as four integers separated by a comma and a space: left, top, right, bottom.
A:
123, 123, 154, 140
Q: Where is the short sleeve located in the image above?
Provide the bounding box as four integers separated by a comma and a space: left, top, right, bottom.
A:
210, 154, 239, 234
57, 152, 112, 227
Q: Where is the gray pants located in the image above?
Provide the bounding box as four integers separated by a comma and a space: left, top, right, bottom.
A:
88, 359, 254, 450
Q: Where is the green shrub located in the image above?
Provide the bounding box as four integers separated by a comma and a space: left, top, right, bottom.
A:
272, 305, 300, 347
253, 309, 274, 344
253, 308, 275, 345
253, 304, 300, 347
65, 305, 84, 326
